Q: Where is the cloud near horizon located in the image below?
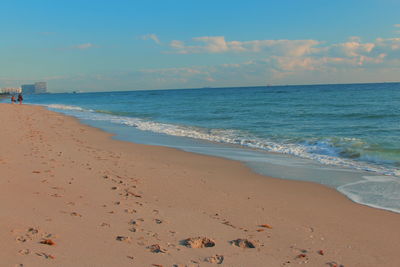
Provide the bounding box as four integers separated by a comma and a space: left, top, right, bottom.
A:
169, 36, 320, 57
138, 35, 400, 88
141, 33, 161, 44
168, 35, 400, 68
72, 43, 95, 50
394, 24, 400, 34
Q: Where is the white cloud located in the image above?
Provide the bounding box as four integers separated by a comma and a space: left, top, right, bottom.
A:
324, 41, 375, 58
170, 40, 185, 50
193, 36, 229, 52
141, 33, 161, 44
72, 43, 95, 50
373, 38, 400, 59
348, 36, 361, 42
169, 36, 320, 57
376, 37, 400, 48
393, 24, 400, 34
146, 35, 400, 87
168, 35, 400, 69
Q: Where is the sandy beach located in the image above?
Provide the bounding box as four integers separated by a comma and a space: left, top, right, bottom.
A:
1, 103, 399, 267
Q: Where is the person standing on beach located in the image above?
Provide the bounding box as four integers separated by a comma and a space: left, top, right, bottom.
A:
17, 94, 23, 104
11, 95, 16, 103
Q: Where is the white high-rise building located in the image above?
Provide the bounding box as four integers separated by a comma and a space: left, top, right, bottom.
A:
34, 82, 47, 94
1, 87, 21, 94
21, 82, 48, 94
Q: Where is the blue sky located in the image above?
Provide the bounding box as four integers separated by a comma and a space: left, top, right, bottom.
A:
1, 0, 400, 92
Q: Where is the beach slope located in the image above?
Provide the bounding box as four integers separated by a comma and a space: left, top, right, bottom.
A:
1, 103, 399, 267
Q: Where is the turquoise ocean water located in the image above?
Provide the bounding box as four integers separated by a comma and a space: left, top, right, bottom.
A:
10, 83, 400, 212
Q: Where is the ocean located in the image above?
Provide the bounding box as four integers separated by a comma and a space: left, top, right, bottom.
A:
8, 83, 400, 213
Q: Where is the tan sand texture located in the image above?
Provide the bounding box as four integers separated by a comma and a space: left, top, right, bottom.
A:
1, 103, 399, 267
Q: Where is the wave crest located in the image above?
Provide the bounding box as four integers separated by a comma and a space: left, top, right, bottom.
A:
46, 104, 91, 112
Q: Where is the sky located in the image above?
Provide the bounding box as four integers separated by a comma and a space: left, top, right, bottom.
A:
1, 0, 400, 92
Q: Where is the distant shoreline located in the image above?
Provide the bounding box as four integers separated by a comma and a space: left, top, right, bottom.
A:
18, 81, 399, 95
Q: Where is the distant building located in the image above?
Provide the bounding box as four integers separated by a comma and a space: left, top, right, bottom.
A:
1, 87, 21, 94
34, 82, 47, 94
21, 82, 47, 94
21, 84, 36, 94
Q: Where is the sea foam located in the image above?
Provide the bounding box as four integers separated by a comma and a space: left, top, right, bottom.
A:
338, 175, 400, 213
46, 104, 93, 112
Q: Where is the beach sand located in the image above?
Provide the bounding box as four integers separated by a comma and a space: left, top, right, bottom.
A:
1, 103, 400, 267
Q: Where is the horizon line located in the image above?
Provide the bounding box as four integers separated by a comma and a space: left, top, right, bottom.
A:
46, 81, 400, 94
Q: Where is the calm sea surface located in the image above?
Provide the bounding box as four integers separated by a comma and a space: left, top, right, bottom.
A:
12, 83, 400, 212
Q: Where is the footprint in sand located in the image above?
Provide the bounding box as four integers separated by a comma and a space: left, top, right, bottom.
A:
70, 212, 82, 217
128, 220, 141, 232
15, 236, 28, 243
18, 249, 30, 255
124, 208, 137, 214
230, 238, 259, 248
129, 219, 143, 226
221, 220, 235, 228
36, 252, 55, 259
116, 236, 131, 242
147, 244, 167, 253
204, 255, 224, 264
122, 189, 142, 198
154, 219, 163, 224
181, 237, 215, 248
14, 227, 42, 243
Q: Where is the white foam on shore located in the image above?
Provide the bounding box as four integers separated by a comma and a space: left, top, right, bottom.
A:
46, 104, 93, 112
338, 175, 400, 213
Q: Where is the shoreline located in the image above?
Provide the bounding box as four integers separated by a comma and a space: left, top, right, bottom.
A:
2, 103, 400, 266
48, 104, 400, 215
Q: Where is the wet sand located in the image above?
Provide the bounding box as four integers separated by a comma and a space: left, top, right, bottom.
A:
1, 103, 400, 267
